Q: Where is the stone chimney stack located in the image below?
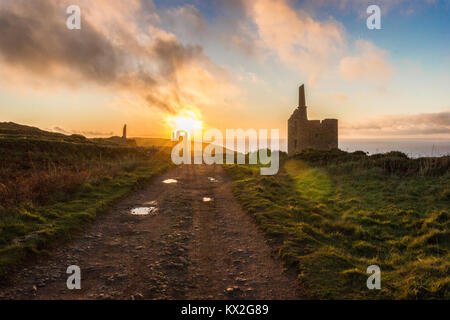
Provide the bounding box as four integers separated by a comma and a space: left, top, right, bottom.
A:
122, 124, 127, 140
299, 84, 306, 107
297, 84, 307, 120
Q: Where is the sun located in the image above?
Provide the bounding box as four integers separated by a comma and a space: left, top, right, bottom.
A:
167, 111, 203, 135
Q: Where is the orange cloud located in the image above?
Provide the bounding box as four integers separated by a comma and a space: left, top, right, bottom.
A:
245, 0, 346, 84
339, 40, 392, 82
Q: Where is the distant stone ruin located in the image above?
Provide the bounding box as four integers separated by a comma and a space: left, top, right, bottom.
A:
288, 85, 338, 155
122, 124, 127, 140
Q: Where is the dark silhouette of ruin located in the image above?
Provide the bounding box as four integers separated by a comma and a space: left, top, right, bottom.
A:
288, 85, 338, 155
122, 124, 127, 140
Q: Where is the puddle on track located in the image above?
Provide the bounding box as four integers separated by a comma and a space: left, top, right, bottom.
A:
163, 179, 178, 184
131, 207, 158, 216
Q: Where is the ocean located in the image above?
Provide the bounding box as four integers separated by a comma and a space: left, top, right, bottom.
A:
274, 138, 450, 158
338, 139, 450, 158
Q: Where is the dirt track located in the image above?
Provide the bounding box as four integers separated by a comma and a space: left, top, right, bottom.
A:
0, 165, 299, 300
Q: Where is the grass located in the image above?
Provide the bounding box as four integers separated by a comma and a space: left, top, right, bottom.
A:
0, 137, 154, 207
0, 125, 172, 277
225, 149, 449, 299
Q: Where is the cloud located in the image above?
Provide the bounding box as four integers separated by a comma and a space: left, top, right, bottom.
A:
217, 0, 391, 85
0, 0, 122, 83
0, 0, 237, 114
341, 111, 450, 137
158, 1, 263, 60
339, 40, 392, 82
165, 5, 207, 40
244, 0, 346, 84
133, 0, 393, 88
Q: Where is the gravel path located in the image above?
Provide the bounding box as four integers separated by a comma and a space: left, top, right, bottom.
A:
0, 164, 299, 300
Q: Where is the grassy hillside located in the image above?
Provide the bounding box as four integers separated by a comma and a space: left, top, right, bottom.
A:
225, 149, 449, 299
0, 123, 171, 276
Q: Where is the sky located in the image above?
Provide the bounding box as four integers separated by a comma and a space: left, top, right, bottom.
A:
0, 0, 449, 140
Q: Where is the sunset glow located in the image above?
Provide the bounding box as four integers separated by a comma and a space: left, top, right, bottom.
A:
0, 0, 448, 142
167, 111, 203, 135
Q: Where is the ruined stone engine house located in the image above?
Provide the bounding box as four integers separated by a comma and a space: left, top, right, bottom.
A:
288, 85, 338, 155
